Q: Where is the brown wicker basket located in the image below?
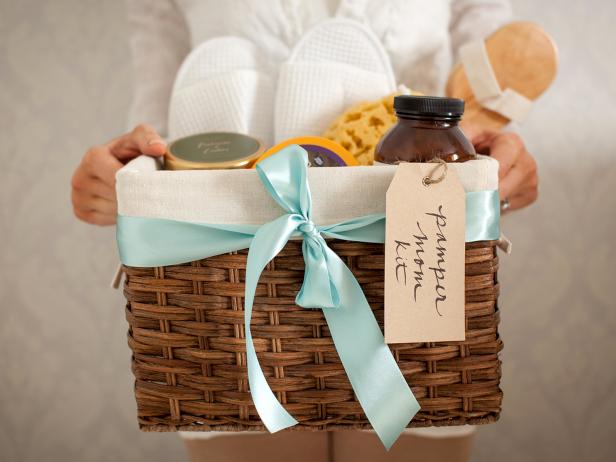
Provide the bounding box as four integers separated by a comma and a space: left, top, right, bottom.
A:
122, 239, 502, 432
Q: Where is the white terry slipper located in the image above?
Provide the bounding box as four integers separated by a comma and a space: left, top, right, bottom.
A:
274, 18, 396, 143
168, 36, 274, 145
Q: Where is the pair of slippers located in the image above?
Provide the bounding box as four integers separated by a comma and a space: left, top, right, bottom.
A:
168, 18, 396, 146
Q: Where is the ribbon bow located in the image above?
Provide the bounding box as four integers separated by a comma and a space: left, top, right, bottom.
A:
243, 146, 419, 448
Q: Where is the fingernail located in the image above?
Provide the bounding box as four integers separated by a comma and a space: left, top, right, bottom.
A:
148, 139, 166, 146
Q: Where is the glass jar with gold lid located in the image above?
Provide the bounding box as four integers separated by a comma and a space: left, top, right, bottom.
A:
165, 132, 264, 170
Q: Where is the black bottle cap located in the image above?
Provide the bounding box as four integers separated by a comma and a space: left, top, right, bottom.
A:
394, 95, 465, 118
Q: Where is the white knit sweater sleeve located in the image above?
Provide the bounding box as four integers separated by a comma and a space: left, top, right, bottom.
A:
126, 0, 191, 137
449, 0, 512, 58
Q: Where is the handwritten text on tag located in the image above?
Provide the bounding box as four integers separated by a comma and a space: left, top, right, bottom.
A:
384, 163, 466, 343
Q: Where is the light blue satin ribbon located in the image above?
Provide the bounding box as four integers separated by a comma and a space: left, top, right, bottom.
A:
117, 146, 500, 449
466, 190, 500, 242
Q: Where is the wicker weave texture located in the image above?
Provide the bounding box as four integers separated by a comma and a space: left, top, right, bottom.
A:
123, 240, 502, 432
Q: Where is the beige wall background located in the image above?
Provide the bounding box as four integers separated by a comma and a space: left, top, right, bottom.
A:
1, 1, 615, 461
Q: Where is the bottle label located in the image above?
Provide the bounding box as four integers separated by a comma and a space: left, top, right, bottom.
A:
384, 163, 466, 343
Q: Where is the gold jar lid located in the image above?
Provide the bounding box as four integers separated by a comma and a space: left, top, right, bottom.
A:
165, 132, 264, 170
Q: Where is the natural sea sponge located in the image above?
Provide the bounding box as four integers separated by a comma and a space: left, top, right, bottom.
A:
322, 93, 398, 166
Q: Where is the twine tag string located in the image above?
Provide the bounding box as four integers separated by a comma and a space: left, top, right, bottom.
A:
422, 158, 448, 187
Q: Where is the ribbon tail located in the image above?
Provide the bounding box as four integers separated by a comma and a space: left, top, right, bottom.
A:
243, 214, 301, 432
321, 246, 420, 449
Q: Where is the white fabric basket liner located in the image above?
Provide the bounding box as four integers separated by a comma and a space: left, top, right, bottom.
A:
116, 155, 498, 225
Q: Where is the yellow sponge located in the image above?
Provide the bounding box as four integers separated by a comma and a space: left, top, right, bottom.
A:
322, 94, 397, 165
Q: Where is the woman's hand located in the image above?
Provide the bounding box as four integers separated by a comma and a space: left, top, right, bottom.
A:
463, 125, 538, 213
71, 124, 166, 225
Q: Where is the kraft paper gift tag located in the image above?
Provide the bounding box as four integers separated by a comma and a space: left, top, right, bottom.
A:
385, 162, 466, 344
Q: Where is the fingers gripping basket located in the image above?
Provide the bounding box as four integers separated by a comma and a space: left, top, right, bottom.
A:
116, 154, 503, 433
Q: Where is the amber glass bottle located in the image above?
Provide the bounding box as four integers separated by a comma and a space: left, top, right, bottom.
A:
374, 95, 476, 164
